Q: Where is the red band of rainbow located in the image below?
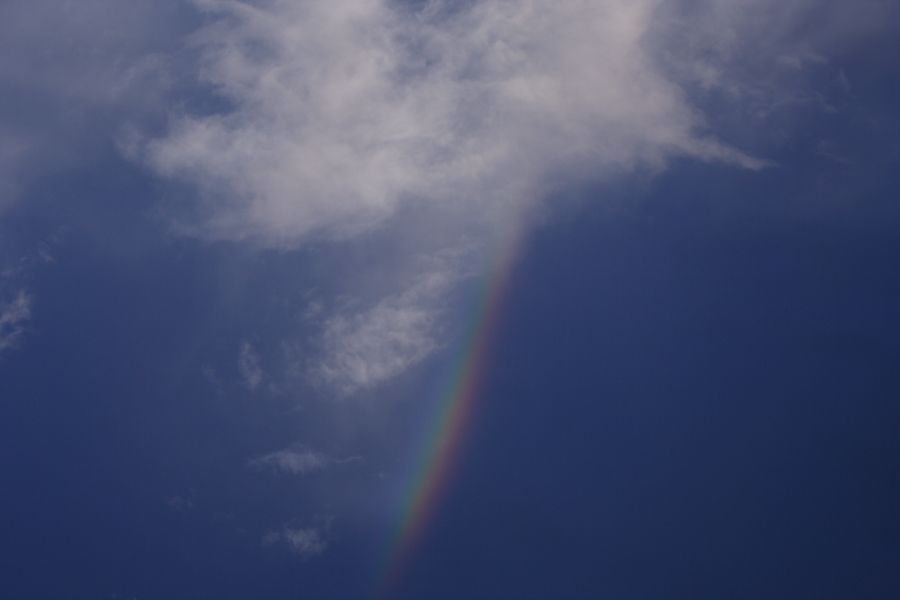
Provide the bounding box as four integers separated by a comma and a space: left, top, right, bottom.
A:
377, 231, 524, 596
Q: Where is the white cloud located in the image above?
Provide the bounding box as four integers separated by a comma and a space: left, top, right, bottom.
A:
312, 268, 456, 394
0, 290, 31, 353
251, 446, 360, 475
315, 299, 439, 394
145, 0, 766, 246
139, 0, 773, 394
140, 0, 896, 394
263, 526, 328, 559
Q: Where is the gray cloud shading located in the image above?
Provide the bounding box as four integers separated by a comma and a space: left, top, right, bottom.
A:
0, 0, 183, 210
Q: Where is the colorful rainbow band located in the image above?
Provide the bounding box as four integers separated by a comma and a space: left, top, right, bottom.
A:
377, 231, 523, 596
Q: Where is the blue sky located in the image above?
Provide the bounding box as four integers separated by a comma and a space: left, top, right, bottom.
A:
2, 1, 900, 598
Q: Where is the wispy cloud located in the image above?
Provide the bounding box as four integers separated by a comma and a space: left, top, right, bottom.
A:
251, 446, 360, 476
238, 341, 264, 391
0, 290, 31, 353
312, 265, 458, 394
263, 525, 328, 559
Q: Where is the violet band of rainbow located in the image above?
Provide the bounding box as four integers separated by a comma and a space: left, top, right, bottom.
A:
377, 230, 524, 595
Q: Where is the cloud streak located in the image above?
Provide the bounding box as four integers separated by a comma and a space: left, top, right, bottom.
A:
251, 446, 361, 476
238, 341, 264, 391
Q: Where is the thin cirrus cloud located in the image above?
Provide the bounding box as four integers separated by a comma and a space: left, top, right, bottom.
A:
0, 290, 31, 354
251, 446, 361, 476
238, 341, 265, 391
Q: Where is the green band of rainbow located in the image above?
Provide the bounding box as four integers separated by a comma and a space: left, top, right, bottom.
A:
377, 232, 523, 596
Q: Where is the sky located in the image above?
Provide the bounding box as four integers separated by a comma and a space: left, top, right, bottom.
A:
1, 1, 900, 598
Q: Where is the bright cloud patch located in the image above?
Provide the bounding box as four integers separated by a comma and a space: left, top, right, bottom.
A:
311, 264, 460, 393
146, 0, 763, 246
143, 0, 899, 395
141, 0, 776, 394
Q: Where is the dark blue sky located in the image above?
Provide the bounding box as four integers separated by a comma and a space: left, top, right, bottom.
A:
2, 2, 900, 599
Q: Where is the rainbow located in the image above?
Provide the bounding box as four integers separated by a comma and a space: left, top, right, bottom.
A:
377, 232, 524, 596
